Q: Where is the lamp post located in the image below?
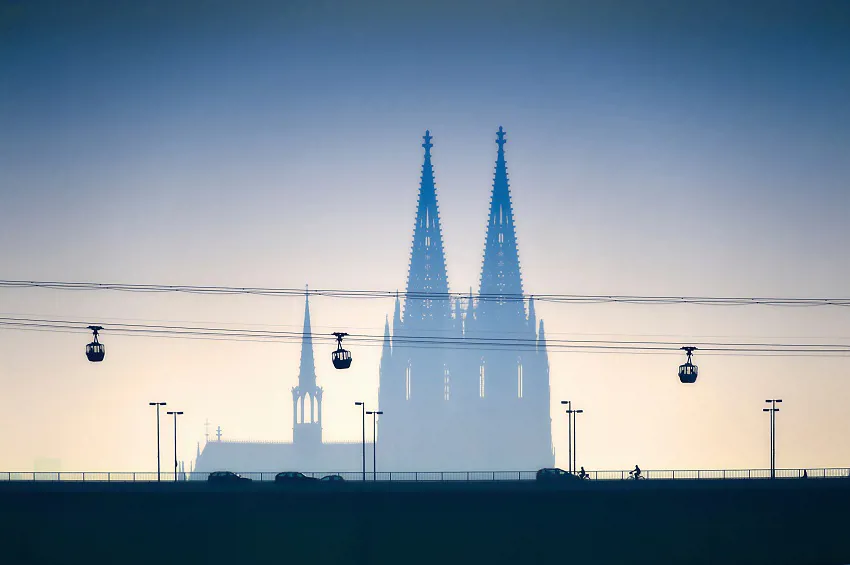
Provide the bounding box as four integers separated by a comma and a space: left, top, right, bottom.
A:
149, 402, 167, 481
366, 410, 383, 481
560, 400, 572, 473
763, 399, 782, 479
166, 410, 183, 482
355, 402, 365, 481
567, 408, 584, 473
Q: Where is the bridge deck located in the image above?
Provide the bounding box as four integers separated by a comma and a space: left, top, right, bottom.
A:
1, 478, 848, 564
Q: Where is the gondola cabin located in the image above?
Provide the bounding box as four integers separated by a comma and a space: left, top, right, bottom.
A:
332, 332, 352, 369
86, 325, 105, 363
678, 346, 698, 384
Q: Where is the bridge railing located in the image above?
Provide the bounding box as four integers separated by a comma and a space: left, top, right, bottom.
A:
2, 468, 849, 482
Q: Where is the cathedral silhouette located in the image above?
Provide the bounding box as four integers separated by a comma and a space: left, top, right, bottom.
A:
194, 128, 554, 474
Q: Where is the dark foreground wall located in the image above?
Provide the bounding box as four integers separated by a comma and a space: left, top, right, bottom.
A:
1, 479, 849, 565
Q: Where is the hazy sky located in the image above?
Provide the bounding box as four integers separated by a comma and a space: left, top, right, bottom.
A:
1, 1, 849, 473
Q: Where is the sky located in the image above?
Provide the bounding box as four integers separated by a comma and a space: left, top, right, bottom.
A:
1, 0, 849, 473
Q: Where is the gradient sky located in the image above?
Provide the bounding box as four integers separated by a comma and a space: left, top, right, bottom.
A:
1, 1, 849, 473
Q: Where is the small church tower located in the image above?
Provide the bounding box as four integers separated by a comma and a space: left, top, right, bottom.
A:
291, 290, 323, 444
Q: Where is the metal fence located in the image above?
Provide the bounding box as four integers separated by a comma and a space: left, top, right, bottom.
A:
2, 468, 848, 483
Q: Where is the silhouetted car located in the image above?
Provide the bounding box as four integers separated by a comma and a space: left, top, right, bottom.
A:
208, 471, 252, 483
536, 468, 579, 482
320, 474, 345, 482
274, 471, 318, 483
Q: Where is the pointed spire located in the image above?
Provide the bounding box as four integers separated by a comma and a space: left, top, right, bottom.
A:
538, 319, 548, 362
196, 441, 201, 458
404, 130, 451, 329
382, 315, 392, 355
528, 297, 537, 336
477, 126, 526, 325
393, 290, 402, 334
297, 289, 317, 390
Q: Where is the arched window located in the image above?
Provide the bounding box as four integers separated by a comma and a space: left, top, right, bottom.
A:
444, 366, 450, 401
479, 361, 485, 398
405, 364, 412, 400
517, 357, 523, 398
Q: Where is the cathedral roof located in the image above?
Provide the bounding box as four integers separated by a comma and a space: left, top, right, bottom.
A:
194, 440, 371, 473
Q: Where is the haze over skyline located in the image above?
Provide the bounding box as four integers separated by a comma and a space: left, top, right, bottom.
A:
1, 1, 849, 473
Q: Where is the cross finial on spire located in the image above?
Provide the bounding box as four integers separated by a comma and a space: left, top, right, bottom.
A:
216, 425, 222, 442
422, 130, 433, 155
496, 126, 507, 149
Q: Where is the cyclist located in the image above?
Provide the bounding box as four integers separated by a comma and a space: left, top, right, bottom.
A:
578, 466, 589, 480
629, 464, 642, 480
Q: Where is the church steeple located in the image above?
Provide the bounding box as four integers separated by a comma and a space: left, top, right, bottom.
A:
403, 130, 451, 329
297, 288, 317, 390
292, 289, 322, 444
476, 126, 526, 325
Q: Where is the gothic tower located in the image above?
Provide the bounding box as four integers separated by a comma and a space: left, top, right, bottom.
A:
291, 291, 323, 445
379, 131, 456, 469
470, 127, 553, 469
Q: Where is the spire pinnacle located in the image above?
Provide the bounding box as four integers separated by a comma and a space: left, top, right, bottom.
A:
496, 126, 506, 149
422, 130, 433, 156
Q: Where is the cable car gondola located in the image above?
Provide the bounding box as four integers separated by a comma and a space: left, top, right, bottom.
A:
86, 325, 105, 362
678, 346, 698, 384
331, 332, 352, 369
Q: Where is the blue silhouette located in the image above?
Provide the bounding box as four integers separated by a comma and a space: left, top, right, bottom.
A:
378, 128, 553, 471
193, 130, 553, 474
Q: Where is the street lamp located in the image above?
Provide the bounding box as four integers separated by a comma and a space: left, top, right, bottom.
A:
567, 408, 584, 473
166, 410, 184, 482
149, 402, 167, 481
355, 402, 365, 481
560, 400, 572, 473
366, 410, 383, 481
763, 399, 782, 479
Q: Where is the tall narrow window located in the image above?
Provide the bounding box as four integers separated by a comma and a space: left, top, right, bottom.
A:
479, 362, 485, 398
517, 359, 523, 398
444, 366, 450, 401
405, 364, 412, 400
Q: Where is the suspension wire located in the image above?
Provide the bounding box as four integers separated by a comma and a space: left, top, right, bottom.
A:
1, 279, 849, 307
1, 325, 848, 358
3, 310, 847, 341
0, 316, 848, 356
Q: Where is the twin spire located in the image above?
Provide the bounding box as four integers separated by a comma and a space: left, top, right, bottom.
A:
401, 127, 527, 329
